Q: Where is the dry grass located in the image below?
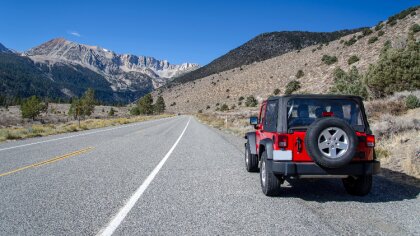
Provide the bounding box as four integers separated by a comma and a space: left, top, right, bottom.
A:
377, 130, 420, 179
0, 114, 173, 142
195, 111, 255, 137
371, 108, 420, 138
365, 90, 420, 122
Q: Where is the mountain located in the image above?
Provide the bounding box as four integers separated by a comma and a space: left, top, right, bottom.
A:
0, 39, 199, 104
0, 52, 149, 104
0, 43, 13, 53
171, 29, 364, 84
25, 38, 199, 88
154, 6, 420, 113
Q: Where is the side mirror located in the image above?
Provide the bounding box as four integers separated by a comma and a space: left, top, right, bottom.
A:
250, 116, 258, 125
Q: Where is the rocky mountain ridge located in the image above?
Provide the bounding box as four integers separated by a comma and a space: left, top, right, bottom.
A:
26, 38, 199, 89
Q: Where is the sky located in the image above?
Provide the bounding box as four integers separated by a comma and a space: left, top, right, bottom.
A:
0, 0, 418, 65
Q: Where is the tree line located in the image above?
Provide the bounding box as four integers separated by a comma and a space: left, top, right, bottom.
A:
14, 89, 166, 125
130, 94, 166, 115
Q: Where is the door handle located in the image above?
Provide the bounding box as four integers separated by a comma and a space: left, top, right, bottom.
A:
296, 138, 302, 153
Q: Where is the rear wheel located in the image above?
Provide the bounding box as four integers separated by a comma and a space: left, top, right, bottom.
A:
342, 175, 372, 196
245, 142, 259, 172
260, 151, 282, 196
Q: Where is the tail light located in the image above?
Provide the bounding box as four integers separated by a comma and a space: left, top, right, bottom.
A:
322, 111, 334, 117
366, 135, 375, 147
278, 135, 288, 148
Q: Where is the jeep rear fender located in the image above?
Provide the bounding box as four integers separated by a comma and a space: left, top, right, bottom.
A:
259, 138, 274, 160
245, 132, 257, 155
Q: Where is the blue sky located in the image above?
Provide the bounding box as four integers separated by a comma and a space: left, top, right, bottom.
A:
1, 0, 418, 65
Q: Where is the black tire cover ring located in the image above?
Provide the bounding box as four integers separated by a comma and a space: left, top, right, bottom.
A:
304, 117, 358, 168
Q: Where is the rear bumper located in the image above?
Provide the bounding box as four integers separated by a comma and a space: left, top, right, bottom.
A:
269, 160, 380, 176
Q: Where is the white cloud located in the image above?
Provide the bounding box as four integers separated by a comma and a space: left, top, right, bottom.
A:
67, 31, 81, 37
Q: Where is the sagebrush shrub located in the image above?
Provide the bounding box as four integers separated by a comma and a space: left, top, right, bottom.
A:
285, 80, 301, 95
347, 55, 359, 65
330, 67, 368, 99
368, 36, 378, 44
406, 95, 420, 109
321, 55, 338, 65
296, 69, 304, 78
245, 96, 258, 107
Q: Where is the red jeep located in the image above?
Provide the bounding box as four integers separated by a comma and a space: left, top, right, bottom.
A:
245, 95, 380, 196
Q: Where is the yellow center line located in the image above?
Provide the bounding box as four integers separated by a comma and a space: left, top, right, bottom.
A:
0, 147, 95, 178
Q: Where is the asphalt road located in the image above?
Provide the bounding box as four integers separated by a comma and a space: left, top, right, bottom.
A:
0, 116, 419, 235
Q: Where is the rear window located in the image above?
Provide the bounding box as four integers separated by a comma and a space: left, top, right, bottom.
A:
287, 98, 365, 132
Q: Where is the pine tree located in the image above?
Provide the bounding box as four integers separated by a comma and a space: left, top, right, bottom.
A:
138, 94, 154, 115
21, 96, 47, 120
154, 96, 166, 114
68, 89, 96, 126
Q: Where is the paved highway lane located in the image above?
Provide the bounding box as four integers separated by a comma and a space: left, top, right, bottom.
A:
0, 116, 419, 235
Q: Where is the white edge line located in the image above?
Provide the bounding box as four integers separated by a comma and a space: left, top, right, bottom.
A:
0, 116, 176, 152
97, 117, 191, 236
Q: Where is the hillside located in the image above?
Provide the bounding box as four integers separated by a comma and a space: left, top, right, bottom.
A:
155, 7, 420, 113
171, 29, 363, 84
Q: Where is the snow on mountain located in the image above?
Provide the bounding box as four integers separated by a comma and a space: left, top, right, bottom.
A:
25, 38, 200, 90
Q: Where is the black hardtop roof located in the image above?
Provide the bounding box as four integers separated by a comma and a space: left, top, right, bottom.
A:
267, 94, 364, 102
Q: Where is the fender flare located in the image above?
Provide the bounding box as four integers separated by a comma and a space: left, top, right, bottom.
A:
259, 138, 274, 160
244, 132, 257, 155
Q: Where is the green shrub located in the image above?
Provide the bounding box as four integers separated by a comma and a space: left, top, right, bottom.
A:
285, 80, 301, 95
206, 105, 210, 110
388, 20, 397, 26
330, 67, 368, 99
362, 28, 373, 36
344, 36, 357, 46
296, 69, 304, 78
375, 23, 384, 31
198, 109, 203, 113
238, 96, 244, 101
347, 55, 360, 65
220, 104, 229, 111
322, 55, 338, 65
245, 96, 258, 107
411, 23, 420, 33
406, 95, 420, 109
273, 88, 280, 95
365, 33, 420, 97
108, 107, 116, 116
368, 36, 378, 44
130, 107, 140, 115
377, 30, 384, 37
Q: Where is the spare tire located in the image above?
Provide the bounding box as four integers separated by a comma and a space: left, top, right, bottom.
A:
305, 117, 358, 168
